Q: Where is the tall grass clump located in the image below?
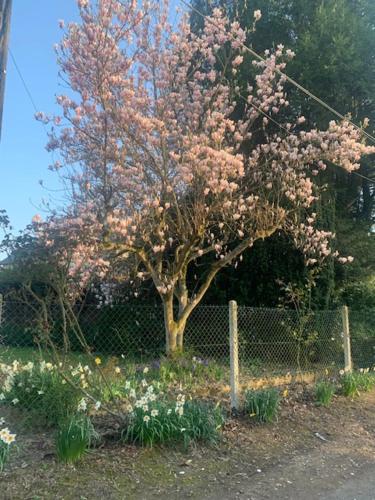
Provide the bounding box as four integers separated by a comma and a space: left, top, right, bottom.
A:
56, 415, 97, 464
244, 388, 280, 423
355, 369, 375, 392
315, 381, 335, 406
340, 372, 359, 397
339, 369, 375, 398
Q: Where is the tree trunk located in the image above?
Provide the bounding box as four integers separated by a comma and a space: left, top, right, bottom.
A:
163, 292, 187, 355
176, 287, 188, 351
163, 294, 175, 354
176, 320, 186, 350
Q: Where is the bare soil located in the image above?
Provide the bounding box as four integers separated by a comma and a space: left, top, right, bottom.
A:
1, 388, 375, 500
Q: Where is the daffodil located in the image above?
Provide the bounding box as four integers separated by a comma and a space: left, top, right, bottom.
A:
77, 398, 87, 412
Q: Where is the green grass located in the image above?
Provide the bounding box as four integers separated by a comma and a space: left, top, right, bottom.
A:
0, 346, 108, 366
150, 354, 225, 390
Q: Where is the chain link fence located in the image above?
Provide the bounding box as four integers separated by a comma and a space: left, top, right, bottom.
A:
1, 295, 373, 418
0, 297, 352, 378
237, 306, 344, 386
349, 309, 375, 369
0, 301, 231, 361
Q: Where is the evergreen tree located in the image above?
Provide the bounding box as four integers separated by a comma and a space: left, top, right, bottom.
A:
191, 0, 375, 308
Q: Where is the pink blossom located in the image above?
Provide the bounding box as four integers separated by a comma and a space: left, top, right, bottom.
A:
35, 1, 374, 341
232, 55, 243, 67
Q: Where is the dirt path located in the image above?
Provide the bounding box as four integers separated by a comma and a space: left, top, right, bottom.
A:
2, 389, 375, 499
192, 391, 375, 500
204, 439, 375, 500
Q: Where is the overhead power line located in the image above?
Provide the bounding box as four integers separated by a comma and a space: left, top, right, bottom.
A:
180, 0, 375, 147
9, 48, 39, 114
9, 48, 50, 137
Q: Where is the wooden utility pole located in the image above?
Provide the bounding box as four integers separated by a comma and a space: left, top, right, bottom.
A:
0, 0, 12, 140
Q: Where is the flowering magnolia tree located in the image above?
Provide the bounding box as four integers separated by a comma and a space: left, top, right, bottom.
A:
36, 0, 374, 353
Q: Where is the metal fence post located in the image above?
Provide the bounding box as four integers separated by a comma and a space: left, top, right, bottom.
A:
342, 305, 352, 373
229, 300, 239, 412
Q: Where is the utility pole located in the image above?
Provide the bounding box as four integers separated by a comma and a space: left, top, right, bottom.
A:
0, 0, 12, 141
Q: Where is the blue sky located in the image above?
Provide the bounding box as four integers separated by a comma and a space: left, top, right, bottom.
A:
0, 1, 80, 233
0, 1, 181, 235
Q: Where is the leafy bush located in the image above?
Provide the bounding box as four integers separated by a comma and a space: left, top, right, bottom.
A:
0, 420, 16, 472
244, 388, 280, 423
315, 381, 335, 406
56, 415, 97, 464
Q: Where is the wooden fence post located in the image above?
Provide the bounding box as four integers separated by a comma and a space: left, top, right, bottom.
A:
229, 300, 239, 412
342, 305, 352, 373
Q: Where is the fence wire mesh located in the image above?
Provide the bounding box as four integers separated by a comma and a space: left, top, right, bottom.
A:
237, 307, 344, 385
0, 300, 349, 383
0, 302, 231, 361
349, 309, 375, 369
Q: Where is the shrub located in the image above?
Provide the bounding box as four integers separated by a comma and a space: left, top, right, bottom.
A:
244, 388, 280, 423
315, 381, 335, 406
56, 415, 97, 464
0, 422, 16, 472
